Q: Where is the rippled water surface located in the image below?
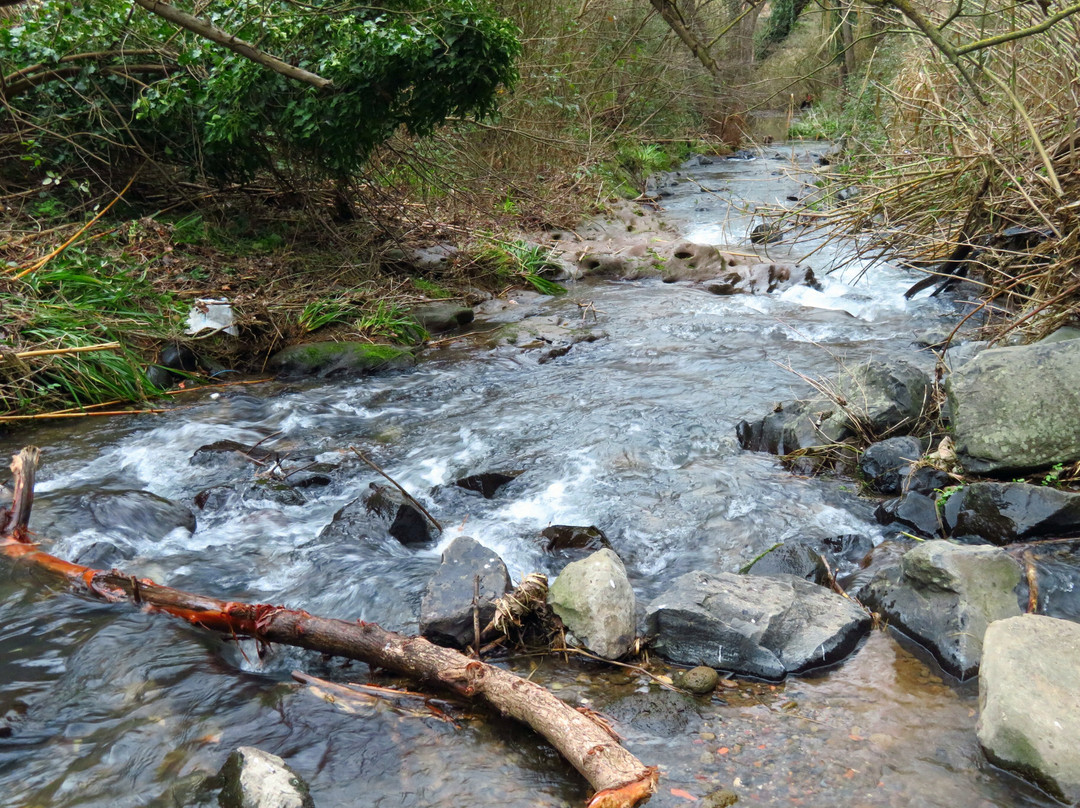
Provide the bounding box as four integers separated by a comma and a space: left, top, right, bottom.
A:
0, 144, 1055, 808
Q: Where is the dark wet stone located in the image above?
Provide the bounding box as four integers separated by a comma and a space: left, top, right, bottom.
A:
646, 571, 871, 680
363, 483, 437, 545
455, 470, 523, 499
744, 541, 828, 586
860, 437, 923, 494
677, 665, 720, 695
282, 463, 335, 489
813, 534, 874, 569
943, 482, 1080, 545
906, 465, 952, 496
160, 343, 199, 372
194, 486, 237, 511
268, 342, 415, 379
875, 492, 941, 538
837, 540, 912, 601
420, 536, 512, 648
86, 490, 195, 541
542, 525, 612, 554
1026, 541, 1080, 621
862, 541, 1022, 679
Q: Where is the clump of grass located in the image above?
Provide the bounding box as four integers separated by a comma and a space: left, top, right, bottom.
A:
1, 249, 185, 414
474, 239, 568, 296
356, 301, 428, 344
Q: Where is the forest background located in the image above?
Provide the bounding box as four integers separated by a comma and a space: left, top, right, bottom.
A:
1, 0, 1078, 416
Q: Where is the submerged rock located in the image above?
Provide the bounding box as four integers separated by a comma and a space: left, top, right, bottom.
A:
86, 490, 195, 540
548, 549, 636, 660
217, 746, 313, 808
978, 615, 1080, 803
676, 665, 720, 695
946, 339, 1080, 474
419, 536, 512, 648
645, 571, 871, 679
268, 342, 415, 379
319, 483, 437, 547
862, 540, 1022, 679
942, 481, 1080, 544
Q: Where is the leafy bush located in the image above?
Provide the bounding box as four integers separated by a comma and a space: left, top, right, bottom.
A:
0, 0, 520, 184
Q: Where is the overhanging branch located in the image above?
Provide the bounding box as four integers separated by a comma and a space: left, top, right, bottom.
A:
130, 0, 333, 90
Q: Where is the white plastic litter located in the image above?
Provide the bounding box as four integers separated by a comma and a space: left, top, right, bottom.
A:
185, 298, 237, 336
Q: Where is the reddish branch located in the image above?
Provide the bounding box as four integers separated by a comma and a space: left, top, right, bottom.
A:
0, 447, 657, 808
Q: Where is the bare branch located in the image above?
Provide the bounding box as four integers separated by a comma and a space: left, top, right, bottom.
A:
954, 2, 1080, 55
130, 0, 333, 90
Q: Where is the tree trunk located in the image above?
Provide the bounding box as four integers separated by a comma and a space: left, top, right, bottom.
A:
0, 447, 658, 808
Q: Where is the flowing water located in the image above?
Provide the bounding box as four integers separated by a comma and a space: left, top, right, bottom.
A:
0, 144, 1057, 808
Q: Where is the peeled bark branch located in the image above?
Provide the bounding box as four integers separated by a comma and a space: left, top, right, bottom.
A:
0, 448, 656, 808
130, 0, 332, 90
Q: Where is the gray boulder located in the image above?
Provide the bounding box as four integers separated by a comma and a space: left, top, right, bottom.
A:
946, 339, 1080, 474
942, 481, 1080, 544
744, 541, 829, 586
645, 572, 871, 680
862, 541, 1022, 679
218, 747, 313, 808
419, 536, 512, 648
548, 549, 636, 660
860, 436, 923, 494
874, 491, 941, 538
268, 342, 415, 378
978, 615, 1080, 803
737, 359, 931, 455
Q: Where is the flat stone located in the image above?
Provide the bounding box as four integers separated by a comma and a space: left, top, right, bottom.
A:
978, 615, 1080, 802
645, 571, 871, 680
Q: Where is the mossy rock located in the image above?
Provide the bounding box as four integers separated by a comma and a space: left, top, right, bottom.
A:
268, 341, 415, 378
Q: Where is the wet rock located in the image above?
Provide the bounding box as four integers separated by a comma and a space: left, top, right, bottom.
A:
744, 541, 828, 586
860, 436, 923, 494
704, 262, 817, 296
577, 252, 630, 278
548, 549, 636, 660
905, 465, 952, 496
455, 470, 523, 499
491, 316, 606, 363
737, 359, 931, 456
676, 665, 720, 694
946, 339, 1080, 474
194, 485, 239, 511
838, 539, 912, 601
875, 492, 941, 538
363, 483, 437, 545
541, 524, 612, 554
74, 539, 136, 568
217, 746, 314, 808
942, 482, 1080, 545
978, 615, 1080, 803
1025, 540, 1080, 621
419, 536, 512, 648
862, 541, 1022, 679
701, 789, 739, 808
812, 533, 874, 570
680, 153, 715, 169
86, 490, 196, 540
409, 302, 473, 333
664, 242, 727, 282
645, 571, 871, 679
267, 342, 415, 379
749, 222, 784, 244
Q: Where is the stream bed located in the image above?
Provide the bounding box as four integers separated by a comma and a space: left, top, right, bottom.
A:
0, 143, 1058, 808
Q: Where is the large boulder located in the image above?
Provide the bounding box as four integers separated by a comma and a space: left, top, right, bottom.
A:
644, 571, 871, 680
862, 541, 1022, 678
267, 342, 415, 378
978, 615, 1080, 803
419, 536, 512, 648
737, 359, 931, 455
217, 747, 313, 808
548, 549, 636, 660
946, 339, 1080, 474
942, 482, 1080, 544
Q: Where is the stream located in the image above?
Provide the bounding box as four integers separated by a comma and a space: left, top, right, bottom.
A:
0, 143, 1058, 808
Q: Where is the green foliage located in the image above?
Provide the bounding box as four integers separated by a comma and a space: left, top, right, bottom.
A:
412, 278, 453, 298
1, 250, 184, 412
1, 0, 520, 183
357, 301, 428, 343
475, 239, 567, 295
297, 299, 355, 333
1041, 463, 1066, 487
756, 0, 812, 59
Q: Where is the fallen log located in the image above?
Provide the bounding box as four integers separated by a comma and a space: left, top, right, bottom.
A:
0, 447, 657, 808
